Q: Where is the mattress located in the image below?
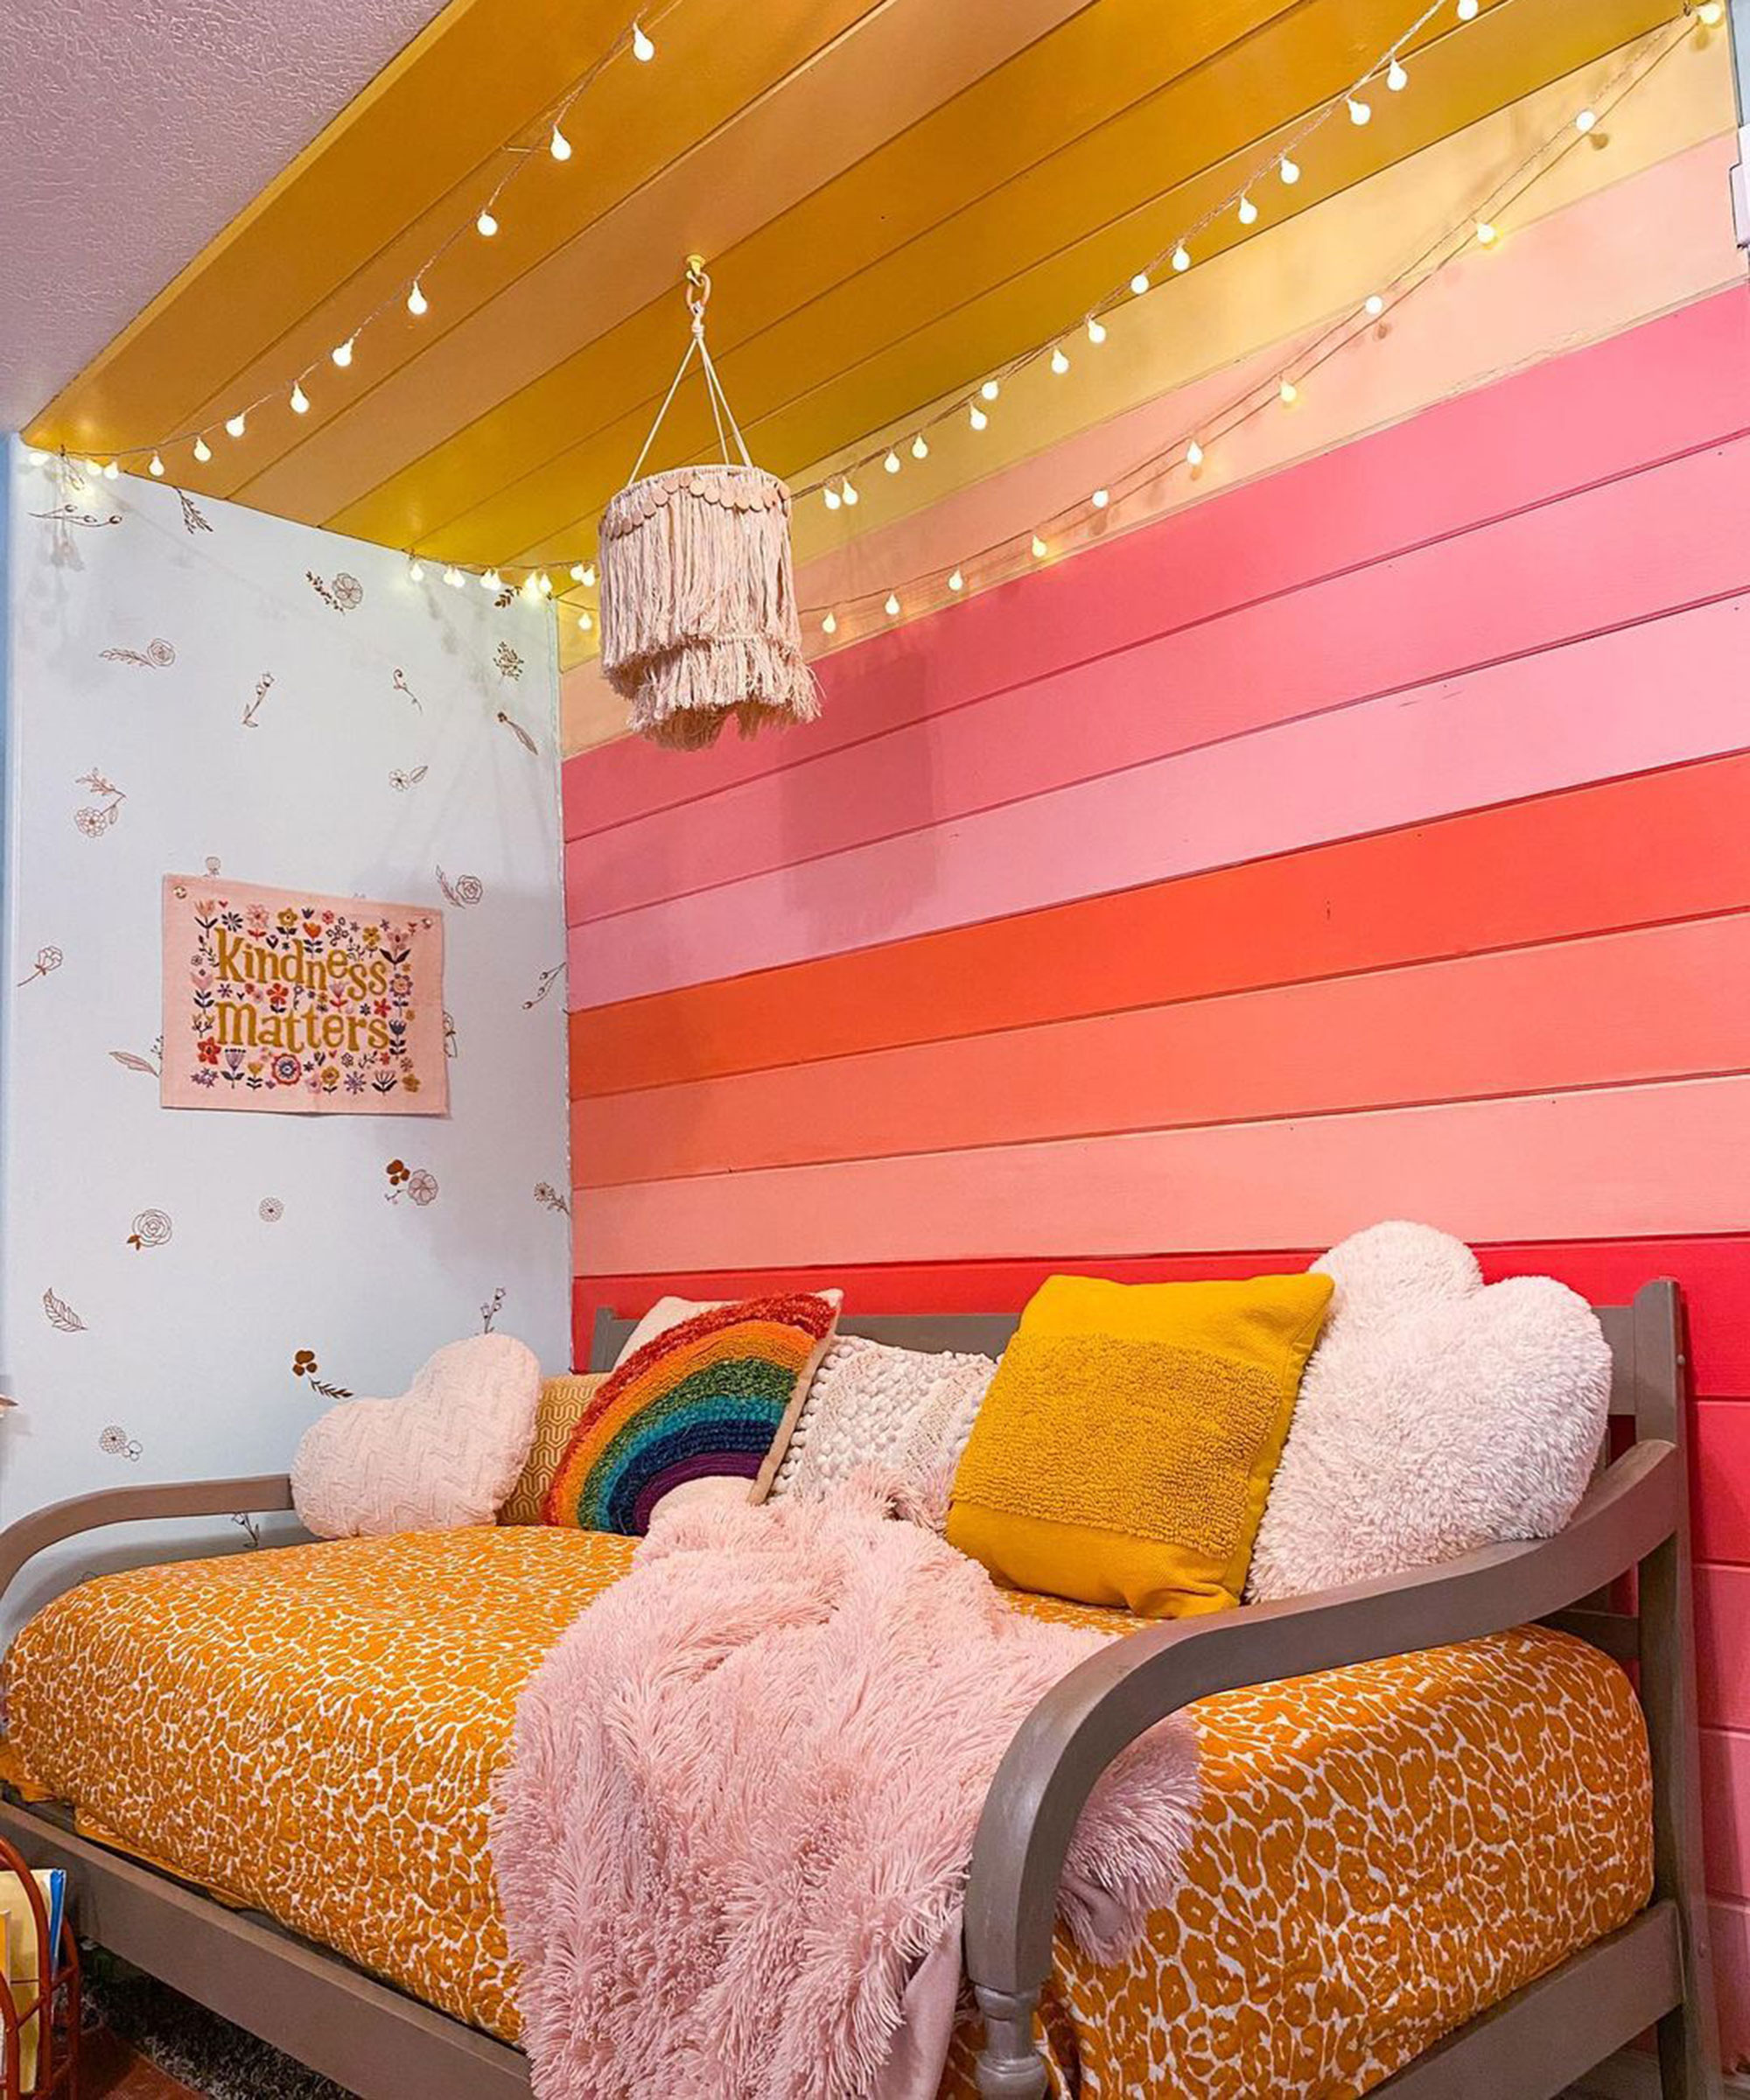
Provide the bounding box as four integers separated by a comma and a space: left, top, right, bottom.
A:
4, 1527, 1651, 2100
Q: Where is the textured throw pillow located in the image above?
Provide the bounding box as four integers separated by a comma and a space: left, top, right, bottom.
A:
291, 1334, 541, 1539
768, 1336, 997, 1509
500, 1375, 607, 1525
543, 1294, 841, 1534
1246, 1221, 1611, 1602
947, 1273, 1332, 1617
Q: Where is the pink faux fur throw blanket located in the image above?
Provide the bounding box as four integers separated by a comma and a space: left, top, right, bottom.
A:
491, 1477, 1200, 2100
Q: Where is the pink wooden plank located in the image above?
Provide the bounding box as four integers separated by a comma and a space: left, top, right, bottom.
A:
570, 437, 1750, 923
569, 592, 1750, 1006
1702, 1727, 1750, 1902
1698, 1562, 1750, 1732
1710, 1894, 1750, 2067
573, 1072, 1750, 1276
1697, 1401, 1750, 1565
562, 287, 1750, 841
572, 914, 1750, 1186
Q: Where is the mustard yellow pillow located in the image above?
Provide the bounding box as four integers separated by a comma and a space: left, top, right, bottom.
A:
500, 1375, 607, 1525
945, 1273, 1333, 1616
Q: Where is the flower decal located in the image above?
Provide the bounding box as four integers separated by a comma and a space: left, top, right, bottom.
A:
100, 1426, 143, 1463
17, 947, 63, 989
292, 1349, 352, 1401
407, 1169, 438, 1207
101, 638, 175, 668
126, 1208, 172, 1250
259, 1197, 284, 1222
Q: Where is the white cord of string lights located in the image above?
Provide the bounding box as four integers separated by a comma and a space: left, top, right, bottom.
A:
804, 9, 1710, 638
32, 0, 682, 481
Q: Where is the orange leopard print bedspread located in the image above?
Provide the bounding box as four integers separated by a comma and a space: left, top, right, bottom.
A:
4, 1528, 1650, 2097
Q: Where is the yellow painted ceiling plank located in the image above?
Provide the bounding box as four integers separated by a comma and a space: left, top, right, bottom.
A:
31, 0, 635, 448
319, 0, 1315, 546
482, 0, 1669, 569
234, 0, 1096, 523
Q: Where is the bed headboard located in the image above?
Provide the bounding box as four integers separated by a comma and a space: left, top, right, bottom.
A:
589, 1310, 1021, 1368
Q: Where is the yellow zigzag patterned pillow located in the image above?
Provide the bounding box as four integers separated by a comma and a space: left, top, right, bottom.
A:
947, 1273, 1332, 1617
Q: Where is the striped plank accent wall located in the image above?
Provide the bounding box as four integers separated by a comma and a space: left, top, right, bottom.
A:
562, 281, 1750, 2061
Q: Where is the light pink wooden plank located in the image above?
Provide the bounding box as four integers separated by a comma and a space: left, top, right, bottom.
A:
1710, 1894, 1750, 2066
569, 592, 1750, 1006
570, 436, 1750, 922
573, 1072, 1750, 1276
562, 287, 1750, 840
1696, 1400, 1750, 1565
1702, 1727, 1750, 1902
1698, 1562, 1750, 1732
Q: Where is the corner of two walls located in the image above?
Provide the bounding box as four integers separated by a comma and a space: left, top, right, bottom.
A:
0, 439, 573, 1623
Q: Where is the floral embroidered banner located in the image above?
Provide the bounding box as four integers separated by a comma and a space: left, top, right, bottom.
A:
161, 875, 447, 1115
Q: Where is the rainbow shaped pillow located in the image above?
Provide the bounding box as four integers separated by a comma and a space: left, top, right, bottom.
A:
542, 1294, 841, 1535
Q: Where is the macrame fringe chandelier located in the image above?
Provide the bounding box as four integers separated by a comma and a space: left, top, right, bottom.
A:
598, 258, 816, 751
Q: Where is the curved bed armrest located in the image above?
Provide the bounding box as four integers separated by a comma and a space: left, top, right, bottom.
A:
0, 1474, 295, 1603
963, 1439, 1679, 2096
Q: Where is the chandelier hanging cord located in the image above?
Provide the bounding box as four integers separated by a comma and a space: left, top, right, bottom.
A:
627, 256, 754, 482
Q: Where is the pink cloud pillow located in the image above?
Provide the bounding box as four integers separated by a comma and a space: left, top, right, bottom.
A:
292, 1334, 542, 1538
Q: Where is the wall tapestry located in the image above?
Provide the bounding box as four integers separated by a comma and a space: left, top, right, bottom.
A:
160, 874, 446, 1115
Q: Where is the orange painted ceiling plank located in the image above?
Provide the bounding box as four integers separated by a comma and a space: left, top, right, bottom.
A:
29, 0, 634, 451
238, 0, 1092, 525
319, 0, 1312, 549
447, 0, 1672, 570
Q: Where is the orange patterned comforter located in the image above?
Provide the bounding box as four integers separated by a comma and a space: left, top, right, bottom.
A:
4, 1528, 1650, 2099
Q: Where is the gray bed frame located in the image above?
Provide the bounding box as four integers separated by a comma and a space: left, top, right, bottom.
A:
0, 1282, 1720, 2100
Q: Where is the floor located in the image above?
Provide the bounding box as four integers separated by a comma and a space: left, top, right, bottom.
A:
86, 2027, 203, 2099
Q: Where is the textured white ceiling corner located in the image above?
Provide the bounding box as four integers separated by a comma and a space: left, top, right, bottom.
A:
0, 0, 452, 432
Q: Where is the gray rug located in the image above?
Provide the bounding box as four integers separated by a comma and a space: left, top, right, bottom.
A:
84, 1954, 354, 2100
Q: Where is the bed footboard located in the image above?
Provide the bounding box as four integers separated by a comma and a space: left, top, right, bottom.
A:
964, 1279, 1721, 2100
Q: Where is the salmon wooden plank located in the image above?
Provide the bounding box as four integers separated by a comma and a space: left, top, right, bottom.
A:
1696, 1402, 1750, 1566
1698, 1564, 1750, 1732
561, 288, 1750, 841
572, 1074, 1750, 1275
569, 594, 1750, 1006
569, 437, 1750, 923
571, 914, 1750, 1185
1701, 1727, 1750, 1902
568, 753, 1750, 1095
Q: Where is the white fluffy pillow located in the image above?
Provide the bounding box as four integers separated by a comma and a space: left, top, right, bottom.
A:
1246, 1222, 1611, 1601
769, 1335, 996, 1514
292, 1334, 542, 1538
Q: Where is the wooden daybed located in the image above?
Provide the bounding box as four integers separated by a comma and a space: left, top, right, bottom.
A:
0, 1283, 1721, 2100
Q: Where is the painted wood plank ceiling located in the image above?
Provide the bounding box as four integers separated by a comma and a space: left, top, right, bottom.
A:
29, 0, 1682, 653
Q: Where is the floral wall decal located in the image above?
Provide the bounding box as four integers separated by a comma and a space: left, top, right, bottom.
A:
535, 1182, 570, 1216
177, 491, 213, 536
109, 1040, 163, 1078
258, 1197, 284, 1223
16, 947, 62, 989
291, 1350, 353, 1402
242, 674, 274, 728
437, 868, 484, 906
390, 765, 428, 792
73, 767, 127, 836
99, 1427, 144, 1463
307, 570, 364, 612
101, 638, 175, 668
481, 1287, 506, 1334
31, 502, 122, 529
522, 964, 564, 1010
496, 709, 538, 754
126, 1209, 173, 1251
392, 668, 422, 710
384, 1158, 438, 1205
494, 641, 523, 682
43, 1289, 87, 1334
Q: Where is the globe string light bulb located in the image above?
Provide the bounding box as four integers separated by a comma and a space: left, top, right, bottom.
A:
407, 281, 429, 316
1050, 345, 1070, 374
1457, 0, 1479, 18
969, 402, 989, 431
580, 563, 596, 585
522, 573, 542, 601
841, 478, 858, 507
444, 564, 466, 589
948, 568, 965, 592
226, 411, 247, 438
1348, 95, 1371, 125
1130, 270, 1150, 296
980, 379, 1001, 402
290, 381, 310, 415
911, 432, 929, 459
1031, 532, 1050, 560
885, 592, 900, 617
149, 452, 164, 478
1171, 242, 1192, 272
1474, 218, 1497, 245
332, 336, 355, 368
1186, 438, 1204, 466
578, 608, 594, 632
408, 555, 425, 583
1091, 487, 1110, 509
480, 569, 502, 594
823, 486, 841, 511
192, 437, 213, 463
1086, 314, 1108, 344
1279, 156, 1301, 185
1387, 56, 1409, 89
1237, 193, 1258, 225
1279, 376, 1298, 404
103, 460, 120, 480
536, 570, 553, 597
550, 125, 572, 161
1698, 1, 1725, 21
822, 612, 837, 635
1365, 292, 1386, 317
1574, 108, 1597, 133
884, 449, 901, 473
631, 21, 655, 60
476, 208, 499, 238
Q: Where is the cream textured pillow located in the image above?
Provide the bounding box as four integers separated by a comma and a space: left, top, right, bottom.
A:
1246, 1222, 1611, 1601
292, 1334, 542, 1538
770, 1335, 997, 1513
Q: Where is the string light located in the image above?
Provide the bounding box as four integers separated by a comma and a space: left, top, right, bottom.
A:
1348, 95, 1371, 125
192, 438, 213, 463
841, 478, 859, 507
1387, 56, 1409, 89
444, 565, 466, 589
1699, 1, 1724, 20
476, 208, 500, 238
1171, 242, 1192, 272
885, 592, 900, 617
148, 452, 164, 477
823, 485, 842, 510
1457, 0, 1479, 17
480, 568, 502, 592
911, 433, 929, 459
1186, 438, 1204, 466
522, 573, 543, 600
537, 570, 554, 596
550, 125, 572, 161
948, 569, 964, 592
1091, 488, 1110, 509
225, 411, 247, 438
980, 379, 1001, 401
1237, 194, 1258, 225
569, 562, 596, 584
332, 337, 355, 368
1278, 377, 1298, 404
1365, 292, 1386, 316
822, 612, 837, 634
1474, 218, 1498, 245
407, 281, 429, 316
407, 555, 425, 583
1130, 270, 1151, 296
290, 382, 311, 414
103, 460, 119, 480
970, 402, 989, 431
632, 21, 655, 60
578, 609, 594, 631
1031, 534, 1049, 558
1575, 108, 1597, 132
1050, 346, 1070, 374
885, 448, 902, 472
1279, 156, 1301, 185
1086, 315, 1108, 344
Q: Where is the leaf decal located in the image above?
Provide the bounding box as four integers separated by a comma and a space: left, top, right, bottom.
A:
43, 1288, 87, 1333
109, 1049, 160, 1075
